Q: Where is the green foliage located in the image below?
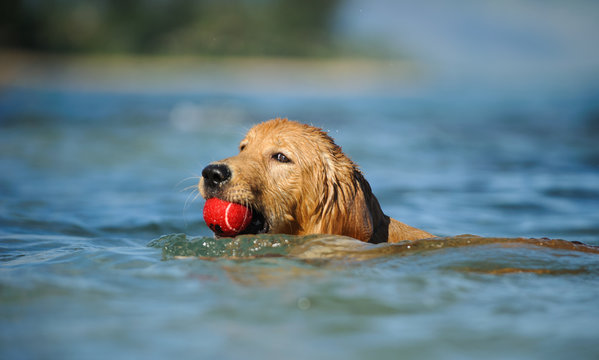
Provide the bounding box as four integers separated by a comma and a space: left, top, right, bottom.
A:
0, 0, 343, 57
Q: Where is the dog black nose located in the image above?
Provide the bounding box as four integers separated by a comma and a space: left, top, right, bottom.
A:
202, 164, 232, 187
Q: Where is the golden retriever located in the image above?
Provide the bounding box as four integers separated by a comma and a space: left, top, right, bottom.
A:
199, 118, 433, 243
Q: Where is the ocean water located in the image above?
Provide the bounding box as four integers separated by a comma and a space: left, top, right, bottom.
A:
1, 60, 599, 360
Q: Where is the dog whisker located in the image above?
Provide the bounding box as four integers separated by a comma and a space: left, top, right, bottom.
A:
184, 188, 201, 210
182, 184, 200, 193
176, 175, 202, 191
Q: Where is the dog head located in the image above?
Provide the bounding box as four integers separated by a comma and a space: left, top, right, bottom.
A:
199, 118, 388, 242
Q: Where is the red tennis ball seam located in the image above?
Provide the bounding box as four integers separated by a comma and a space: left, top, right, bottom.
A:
203, 198, 253, 236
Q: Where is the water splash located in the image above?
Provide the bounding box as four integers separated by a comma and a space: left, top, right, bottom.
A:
148, 233, 314, 259
149, 233, 599, 263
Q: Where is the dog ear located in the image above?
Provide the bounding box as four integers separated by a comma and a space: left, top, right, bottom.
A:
341, 170, 390, 243
291, 126, 389, 242
301, 155, 388, 243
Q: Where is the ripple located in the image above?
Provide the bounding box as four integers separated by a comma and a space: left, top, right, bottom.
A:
148, 233, 599, 268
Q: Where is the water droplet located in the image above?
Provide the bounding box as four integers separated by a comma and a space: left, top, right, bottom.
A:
297, 297, 311, 310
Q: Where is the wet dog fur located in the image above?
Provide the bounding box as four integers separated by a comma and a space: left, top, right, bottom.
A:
199, 118, 432, 243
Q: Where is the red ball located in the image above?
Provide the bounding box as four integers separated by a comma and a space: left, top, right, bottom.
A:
203, 198, 253, 237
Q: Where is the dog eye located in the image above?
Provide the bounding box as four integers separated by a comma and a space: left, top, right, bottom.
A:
272, 152, 291, 163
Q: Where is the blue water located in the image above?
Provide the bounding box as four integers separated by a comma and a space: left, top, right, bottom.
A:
1, 62, 599, 360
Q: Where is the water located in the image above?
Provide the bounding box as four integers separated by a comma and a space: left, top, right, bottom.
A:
1, 58, 599, 360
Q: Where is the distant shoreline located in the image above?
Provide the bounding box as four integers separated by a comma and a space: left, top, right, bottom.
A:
0, 51, 422, 97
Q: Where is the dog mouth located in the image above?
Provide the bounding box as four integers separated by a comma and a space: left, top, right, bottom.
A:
240, 207, 269, 235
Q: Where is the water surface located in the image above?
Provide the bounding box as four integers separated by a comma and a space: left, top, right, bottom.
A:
1, 57, 599, 359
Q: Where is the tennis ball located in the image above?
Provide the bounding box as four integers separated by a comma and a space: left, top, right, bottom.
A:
203, 198, 252, 237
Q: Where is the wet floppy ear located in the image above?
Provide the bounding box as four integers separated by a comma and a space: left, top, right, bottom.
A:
295, 128, 388, 242
310, 155, 386, 243
339, 170, 375, 242
350, 171, 389, 243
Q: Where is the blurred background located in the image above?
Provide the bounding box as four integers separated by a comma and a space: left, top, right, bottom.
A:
2, 2, 599, 360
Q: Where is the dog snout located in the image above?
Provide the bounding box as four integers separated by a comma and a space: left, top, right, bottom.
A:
202, 163, 232, 188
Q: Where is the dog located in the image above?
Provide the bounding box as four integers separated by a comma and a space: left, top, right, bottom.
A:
199, 118, 433, 243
